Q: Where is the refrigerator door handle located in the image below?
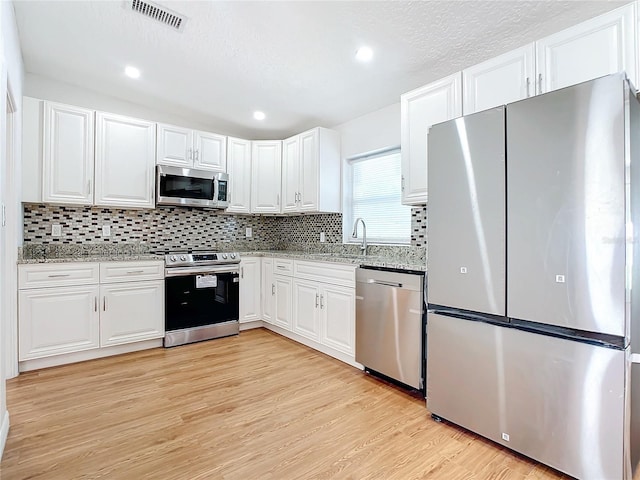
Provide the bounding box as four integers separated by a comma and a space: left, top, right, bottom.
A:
631, 353, 640, 364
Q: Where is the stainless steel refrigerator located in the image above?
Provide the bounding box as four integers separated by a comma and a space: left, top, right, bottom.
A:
426, 72, 640, 480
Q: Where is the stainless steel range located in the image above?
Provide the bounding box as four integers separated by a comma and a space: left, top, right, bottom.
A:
164, 251, 240, 347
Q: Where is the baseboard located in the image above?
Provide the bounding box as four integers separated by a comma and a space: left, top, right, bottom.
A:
263, 323, 363, 370
239, 320, 264, 331
19, 339, 163, 372
0, 410, 9, 460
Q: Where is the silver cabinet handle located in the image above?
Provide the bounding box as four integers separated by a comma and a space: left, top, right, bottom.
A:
320, 294, 324, 309
194, 149, 199, 161
87, 180, 91, 194
48, 274, 70, 278
276, 194, 280, 206
537, 73, 543, 94
315, 293, 319, 308
127, 270, 145, 274
401, 176, 405, 192
94, 296, 97, 312
240, 266, 244, 278
103, 297, 107, 311
525, 77, 530, 97
277, 265, 286, 270
272, 283, 275, 295
188, 147, 193, 160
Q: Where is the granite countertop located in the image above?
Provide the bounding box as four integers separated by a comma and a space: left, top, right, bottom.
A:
18, 247, 426, 272
240, 250, 426, 272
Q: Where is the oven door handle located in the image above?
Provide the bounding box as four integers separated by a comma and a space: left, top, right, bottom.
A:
165, 266, 239, 277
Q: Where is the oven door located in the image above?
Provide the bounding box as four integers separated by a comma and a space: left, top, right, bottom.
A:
157, 165, 217, 208
165, 267, 239, 332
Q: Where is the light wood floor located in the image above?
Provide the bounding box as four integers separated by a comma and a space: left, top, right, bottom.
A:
1, 328, 570, 480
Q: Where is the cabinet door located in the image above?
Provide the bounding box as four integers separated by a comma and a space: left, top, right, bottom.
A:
320, 284, 355, 355
226, 137, 252, 214
463, 44, 536, 115
251, 140, 282, 214
95, 112, 156, 208
239, 257, 261, 323
281, 135, 300, 213
42, 102, 94, 205
273, 275, 292, 330
536, 3, 636, 94
298, 129, 319, 212
157, 123, 193, 167
400, 72, 462, 205
194, 130, 227, 172
100, 280, 164, 347
19, 285, 100, 360
293, 279, 321, 341
261, 258, 274, 323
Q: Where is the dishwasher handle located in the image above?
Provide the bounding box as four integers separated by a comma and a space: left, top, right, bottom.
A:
367, 279, 403, 288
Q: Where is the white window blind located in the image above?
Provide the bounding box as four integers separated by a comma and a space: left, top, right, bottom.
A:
348, 149, 411, 244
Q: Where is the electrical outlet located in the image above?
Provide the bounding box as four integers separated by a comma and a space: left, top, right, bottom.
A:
245, 227, 252, 238
102, 225, 111, 237
502, 433, 510, 442
51, 224, 62, 237
320, 232, 326, 243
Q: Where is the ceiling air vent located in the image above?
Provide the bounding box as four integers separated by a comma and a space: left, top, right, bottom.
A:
128, 0, 187, 32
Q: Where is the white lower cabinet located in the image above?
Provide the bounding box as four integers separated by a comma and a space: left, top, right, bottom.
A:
239, 257, 261, 323
99, 281, 164, 347
321, 284, 355, 355
18, 261, 164, 366
261, 258, 357, 365
19, 285, 100, 360
273, 274, 293, 329
261, 258, 274, 324
293, 279, 321, 341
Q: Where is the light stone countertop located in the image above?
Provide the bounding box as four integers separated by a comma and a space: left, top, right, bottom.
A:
18, 249, 426, 272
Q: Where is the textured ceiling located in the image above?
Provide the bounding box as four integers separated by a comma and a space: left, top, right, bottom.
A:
14, 0, 627, 139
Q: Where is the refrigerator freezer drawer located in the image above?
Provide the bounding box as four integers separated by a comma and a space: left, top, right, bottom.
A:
427, 313, 625, 480
427, 313, 503, 444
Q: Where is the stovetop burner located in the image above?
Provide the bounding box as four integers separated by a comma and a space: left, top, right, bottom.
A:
164, 251, 241, 267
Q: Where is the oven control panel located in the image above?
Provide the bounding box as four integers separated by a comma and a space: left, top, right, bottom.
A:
165, 252, 241, 267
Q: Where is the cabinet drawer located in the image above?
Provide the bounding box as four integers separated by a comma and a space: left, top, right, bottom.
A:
274, 258, 294, 276
100, 261, 164, 283
19, 263, 100, 289
294, 260, 356, 288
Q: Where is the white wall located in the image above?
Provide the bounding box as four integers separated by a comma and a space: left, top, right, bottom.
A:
0, 0, 25, 460
25, 73, 224, 133
333, 102, 400, 160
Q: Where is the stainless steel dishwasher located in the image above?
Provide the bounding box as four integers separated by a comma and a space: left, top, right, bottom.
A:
355, 267, 426, 391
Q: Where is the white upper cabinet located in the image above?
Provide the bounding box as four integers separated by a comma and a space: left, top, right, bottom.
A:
157, 123, 226, 172
193, 130, 227, 171
156, 124, 192, 168
536, 3, 637, 94
281, 127, 341, 214
251, 140, 282, 214
42, 101, 95, 205
281, 136, 300, 213
226, 136, 252, 214
463, 44, 536, 115
400, 72, 462, 205
94, 112, 156, 208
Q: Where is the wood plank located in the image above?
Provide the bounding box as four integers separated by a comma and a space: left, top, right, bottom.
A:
0, 328, 569, 479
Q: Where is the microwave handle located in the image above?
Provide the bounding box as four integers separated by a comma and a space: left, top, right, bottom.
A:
213, 176, 220, 203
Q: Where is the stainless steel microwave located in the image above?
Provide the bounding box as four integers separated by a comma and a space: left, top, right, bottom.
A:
156, 165, 229, 208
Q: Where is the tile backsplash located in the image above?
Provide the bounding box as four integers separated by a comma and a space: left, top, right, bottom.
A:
23, 203, 427, 255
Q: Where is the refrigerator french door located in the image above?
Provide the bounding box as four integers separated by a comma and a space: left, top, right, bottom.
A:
426, 73, 639, 480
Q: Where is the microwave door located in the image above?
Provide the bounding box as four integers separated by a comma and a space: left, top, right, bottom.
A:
156, 166, 218, 207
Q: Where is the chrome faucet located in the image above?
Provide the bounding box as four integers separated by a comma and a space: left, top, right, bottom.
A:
352, 217, 367, 256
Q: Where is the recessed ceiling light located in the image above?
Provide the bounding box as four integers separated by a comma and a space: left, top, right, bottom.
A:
355, 46, 373, 62
253, 111, 266, 121
125, 66, 141, 79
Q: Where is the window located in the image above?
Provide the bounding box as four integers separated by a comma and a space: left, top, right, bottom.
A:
344, 148, 411, 244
